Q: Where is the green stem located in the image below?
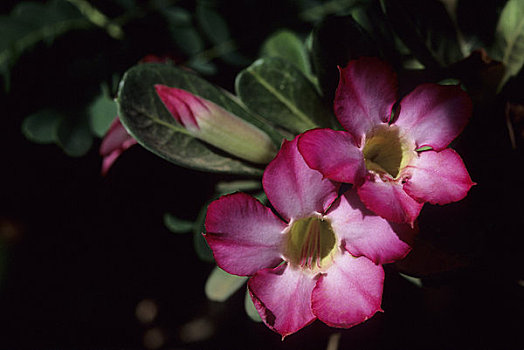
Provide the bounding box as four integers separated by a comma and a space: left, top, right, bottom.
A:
65, 0, 124, 39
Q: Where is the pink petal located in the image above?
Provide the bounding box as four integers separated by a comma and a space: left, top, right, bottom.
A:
312, 252, 384, 328
298, 129, 366, 184
403, 149, 475, 205
263, 137, 339, 221
326, 190, 415, 264
248, 263, 317, 338
335, 57, 398, 146
99, 117, 137, 176
357, 176, 424, 224
204, 193, 287, 276
395, 84, 472, 151
155, 84, 209, 130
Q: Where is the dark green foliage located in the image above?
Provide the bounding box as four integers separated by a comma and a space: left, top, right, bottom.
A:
310, 14, 379, 103
117, 63, 280, 175
381, 0, 463, 69
236, 57, 333, 134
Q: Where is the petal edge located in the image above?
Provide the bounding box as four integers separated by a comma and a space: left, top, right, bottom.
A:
205, 193, 287, 276
403, 149, 475, 205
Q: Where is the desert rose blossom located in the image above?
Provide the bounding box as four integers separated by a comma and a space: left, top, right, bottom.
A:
100, 117, 137, 176
155, 85, 277, 164
204, 136, 416, 338
298, 57, 475, 225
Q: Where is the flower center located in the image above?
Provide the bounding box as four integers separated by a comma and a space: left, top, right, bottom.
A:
362, 124, 415, 179
284, 215, 337, 272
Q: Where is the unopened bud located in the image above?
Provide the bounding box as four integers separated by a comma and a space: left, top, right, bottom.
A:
155, 85, 277, 164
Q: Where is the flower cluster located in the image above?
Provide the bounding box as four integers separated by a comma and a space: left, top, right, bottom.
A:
103, 57, 474, 338
202, 57, 474, 338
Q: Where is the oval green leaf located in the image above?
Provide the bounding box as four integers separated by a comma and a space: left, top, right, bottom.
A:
194, 231, 214, 262
205, 266, 247, 302
382, 0, 463, 68
236, 57, 333, 134
192, 202, 214, 262
244, 289, 262, 322
21, 109, 63, 144
215, 180, 261, 196
261, 30, 311, 77
117, 63, 280, 175
163, 213, 194, 234
491, 0, 524, 89
88, 90, 117, 137
196, 5, 230, 45
56, 116, 93, 157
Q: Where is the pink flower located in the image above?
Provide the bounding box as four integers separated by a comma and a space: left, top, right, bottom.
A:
204, 136, 416, 338
99, 117, 137, 176
298, 57, 475, 225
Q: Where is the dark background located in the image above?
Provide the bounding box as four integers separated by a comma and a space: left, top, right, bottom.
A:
1, 0, 524, 349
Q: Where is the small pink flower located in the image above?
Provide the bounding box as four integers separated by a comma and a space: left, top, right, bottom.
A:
298, 57, 475, 224
204, 136, 416, 338
99, 117, 137, 176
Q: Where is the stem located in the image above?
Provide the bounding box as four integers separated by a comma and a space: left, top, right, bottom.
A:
65, 0, 124, 39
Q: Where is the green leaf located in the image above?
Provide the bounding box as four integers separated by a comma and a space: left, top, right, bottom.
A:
215, 180, 261, 195
194, 231, 214, 262
350, 1, 403, 67
196, 5, 230, 45
117, 63, 281, 175
398, 272, 423, 288
298, 0, 362, 23
163, 7, 205, 56
382, 0, 463, 68
261, 30, 311, 77
236, 57, 333, 134
310, 15, 379, 104
56, 116, 93, 157
438, 78, 461, 86
172, 27, 205, 57
163, 213, 194, 234
491, 0, 524, 88
88, 87, 117, 137
186, 57, 218, 75
252, 191, 268, 205
0, 0, 89, 89
21, 109, 63, 144
219, 51, 250, 66
161, 6, 192, 26
193, 201, 214, 262
205, 266, 247, 302
456, 0, 506, 50
22, 108, 93, 156
244, 289, 262, 322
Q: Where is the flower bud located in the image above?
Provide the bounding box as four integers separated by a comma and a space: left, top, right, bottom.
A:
155, 85, 277, 164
